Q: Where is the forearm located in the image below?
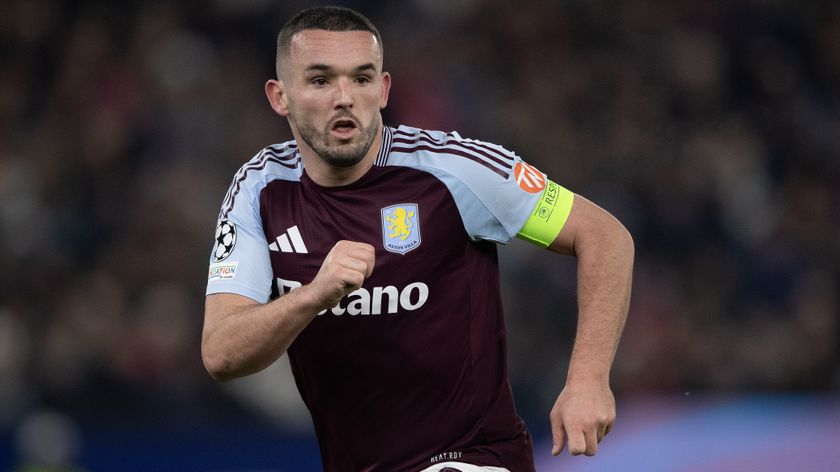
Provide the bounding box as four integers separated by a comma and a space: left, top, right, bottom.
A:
202, 241, 375, 383
202, 287, 322, 382
543, 194, 632, 456
567, 216, 633, 384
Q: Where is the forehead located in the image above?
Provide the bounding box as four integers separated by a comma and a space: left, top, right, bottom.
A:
288, 29, 382, 70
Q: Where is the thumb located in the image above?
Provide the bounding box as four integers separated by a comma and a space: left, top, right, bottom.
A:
551, 419, 566, 456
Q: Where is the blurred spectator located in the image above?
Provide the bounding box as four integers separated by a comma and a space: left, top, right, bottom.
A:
13, 410, 86, 472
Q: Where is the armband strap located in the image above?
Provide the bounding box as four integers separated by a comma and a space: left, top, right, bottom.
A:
516, 179, 574, 248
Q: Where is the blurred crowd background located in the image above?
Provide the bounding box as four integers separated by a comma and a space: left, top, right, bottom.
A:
1, 0, 838, 470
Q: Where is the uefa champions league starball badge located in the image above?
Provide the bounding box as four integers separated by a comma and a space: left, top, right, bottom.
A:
214, 219, 237, 262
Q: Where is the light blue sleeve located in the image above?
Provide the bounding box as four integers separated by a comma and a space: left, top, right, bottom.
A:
206, 177, 273, 304
388, 127, 545, 243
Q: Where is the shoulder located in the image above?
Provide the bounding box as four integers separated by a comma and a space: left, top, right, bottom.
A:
237, 141, 302, 184
383, 126, 545, 242
384, 124, 518, 181
218, 141, 303, 219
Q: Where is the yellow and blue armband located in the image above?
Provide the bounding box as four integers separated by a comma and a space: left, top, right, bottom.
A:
516, 179, 574, 248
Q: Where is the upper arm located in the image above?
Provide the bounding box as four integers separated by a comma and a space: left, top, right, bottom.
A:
206, 172, 274, 304
203, 293, 261, 340
205, 293, 261, 322
547, 194, 632, 256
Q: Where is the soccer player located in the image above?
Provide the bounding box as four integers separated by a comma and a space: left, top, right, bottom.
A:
202, 6, 633, 472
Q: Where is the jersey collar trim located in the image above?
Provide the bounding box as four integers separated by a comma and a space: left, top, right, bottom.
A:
374, 126, 393, 167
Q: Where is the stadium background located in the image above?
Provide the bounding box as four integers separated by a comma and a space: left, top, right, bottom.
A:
1, 0, 838, 470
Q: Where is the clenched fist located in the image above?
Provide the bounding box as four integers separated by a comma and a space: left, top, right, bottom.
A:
308, 240, 376, 310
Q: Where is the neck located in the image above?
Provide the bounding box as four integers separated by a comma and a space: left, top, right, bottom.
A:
296, 126, 383, 187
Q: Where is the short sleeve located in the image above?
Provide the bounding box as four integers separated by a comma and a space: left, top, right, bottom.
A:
206, 181, 273, 304
386, 127, 549, 243
455, 155, 550, 243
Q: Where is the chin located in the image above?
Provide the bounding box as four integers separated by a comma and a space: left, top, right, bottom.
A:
321, 154, 365, 168
317, 144, 365, 167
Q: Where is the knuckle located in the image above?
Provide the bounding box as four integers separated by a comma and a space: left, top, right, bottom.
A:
349, 272, 364, 286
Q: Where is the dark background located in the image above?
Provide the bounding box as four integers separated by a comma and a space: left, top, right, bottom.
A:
1, 0, 838, 470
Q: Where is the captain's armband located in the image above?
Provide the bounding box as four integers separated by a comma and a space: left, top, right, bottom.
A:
516, 179, 574, 248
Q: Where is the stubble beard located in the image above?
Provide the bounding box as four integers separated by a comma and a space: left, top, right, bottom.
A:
292, 113, 380, 168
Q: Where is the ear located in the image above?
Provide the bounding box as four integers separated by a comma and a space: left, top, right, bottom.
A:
379, 71, 392, 109
265, 79, 290, 117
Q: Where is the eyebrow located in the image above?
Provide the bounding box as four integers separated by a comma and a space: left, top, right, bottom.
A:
304, 63, 378, 73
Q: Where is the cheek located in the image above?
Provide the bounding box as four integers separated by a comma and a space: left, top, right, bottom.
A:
287, 98, 322, 123
290, 90, 324, 111
360, 89, 386, 114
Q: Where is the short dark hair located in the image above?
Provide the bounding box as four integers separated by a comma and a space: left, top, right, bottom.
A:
275, 6, 383, 76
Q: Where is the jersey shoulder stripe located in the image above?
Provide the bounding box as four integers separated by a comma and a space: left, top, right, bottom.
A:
386, 126, 514, 178
412, 128, 515, 170
219, 142, 301, 219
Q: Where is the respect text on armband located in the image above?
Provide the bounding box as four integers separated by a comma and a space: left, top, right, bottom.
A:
535, 180, 560, 221
275, 278, 429, 316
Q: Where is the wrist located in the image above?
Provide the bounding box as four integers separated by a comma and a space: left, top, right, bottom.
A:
565, 365, 611, 387
291, 284, 332, 315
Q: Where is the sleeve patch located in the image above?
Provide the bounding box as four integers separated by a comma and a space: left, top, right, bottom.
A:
516, 179, 574, 247
514, 161, 546, 193
208, 261, 239, 281
213, 219, 237, 262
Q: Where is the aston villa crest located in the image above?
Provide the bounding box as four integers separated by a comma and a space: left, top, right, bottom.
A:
381, 203, 421, 254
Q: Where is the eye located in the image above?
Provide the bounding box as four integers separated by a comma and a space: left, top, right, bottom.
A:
355, 75, 372, 85
311, 77, 328, 86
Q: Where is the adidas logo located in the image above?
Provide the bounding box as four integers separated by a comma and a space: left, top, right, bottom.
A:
269, 225, 308, 253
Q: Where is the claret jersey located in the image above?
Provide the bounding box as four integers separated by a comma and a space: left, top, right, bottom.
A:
207, 125, 563, 472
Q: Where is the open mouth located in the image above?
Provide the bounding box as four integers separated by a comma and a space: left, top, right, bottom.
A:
331, 118, 358, 136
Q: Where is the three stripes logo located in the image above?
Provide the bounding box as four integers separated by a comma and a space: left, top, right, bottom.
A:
269, 225, 308, 254
514, 161, 546, 194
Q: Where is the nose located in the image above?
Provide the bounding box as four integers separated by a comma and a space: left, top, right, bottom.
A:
334, 77, 353, 109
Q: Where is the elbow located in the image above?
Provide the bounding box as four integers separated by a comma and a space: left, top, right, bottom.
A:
201, 346, 236, 383
616, 224, 635, 272
601, 212, 634, 261
201, 341, 278, 383
619, 223, 635, 259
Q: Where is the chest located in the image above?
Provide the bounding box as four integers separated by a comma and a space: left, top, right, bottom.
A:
258, 168, 468, 284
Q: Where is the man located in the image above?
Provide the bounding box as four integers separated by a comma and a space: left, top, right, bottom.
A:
202, 6, 633, 472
